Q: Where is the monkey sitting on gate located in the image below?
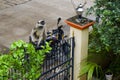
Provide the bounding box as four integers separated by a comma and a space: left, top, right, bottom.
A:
29, 20, 46, 48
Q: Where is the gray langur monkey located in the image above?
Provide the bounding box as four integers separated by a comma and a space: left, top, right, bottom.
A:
30, 20, 46, 47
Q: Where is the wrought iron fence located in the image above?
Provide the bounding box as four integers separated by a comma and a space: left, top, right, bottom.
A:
39, 37, 75, 80
0, 37, 74, 80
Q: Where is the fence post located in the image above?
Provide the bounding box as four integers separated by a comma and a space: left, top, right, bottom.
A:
65, 16, 94, 80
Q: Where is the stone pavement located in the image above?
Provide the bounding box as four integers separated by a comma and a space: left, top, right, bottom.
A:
0, 0, 94, 50
0, 0, 31, 10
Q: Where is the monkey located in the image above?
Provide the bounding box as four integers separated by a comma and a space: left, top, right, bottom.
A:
29, 20, 46, 47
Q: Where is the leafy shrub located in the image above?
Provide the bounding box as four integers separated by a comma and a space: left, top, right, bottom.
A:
79, 0, 120, 79
0, 40, 51, 80
88, 0, 120, 54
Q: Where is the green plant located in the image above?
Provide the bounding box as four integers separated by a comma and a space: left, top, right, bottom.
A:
79, 61, 103, 80
108, 55, 120, 76
86, 0, 120, 78
0, 40, 51, 80
0, 54, 12, 79
88, 0, 120, 55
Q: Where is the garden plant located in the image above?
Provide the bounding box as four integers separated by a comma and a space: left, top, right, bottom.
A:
79, 0, 120, 79
0, 40, 51, 80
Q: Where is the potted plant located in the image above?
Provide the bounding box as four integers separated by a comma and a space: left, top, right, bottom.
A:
105, 69, 113, 80
106, 55, 120, 80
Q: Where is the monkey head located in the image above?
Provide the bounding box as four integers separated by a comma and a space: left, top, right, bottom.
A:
35, 20, 46, 30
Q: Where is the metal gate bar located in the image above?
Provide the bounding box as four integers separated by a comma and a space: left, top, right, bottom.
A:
40, 37, 75, 80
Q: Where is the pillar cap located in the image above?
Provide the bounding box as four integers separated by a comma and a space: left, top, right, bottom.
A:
65, 15, 95, 30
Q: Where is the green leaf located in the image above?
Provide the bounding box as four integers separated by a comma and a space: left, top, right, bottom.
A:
88, 65, 95, 80
10, 43, 16, 50
79, 62, 92, 76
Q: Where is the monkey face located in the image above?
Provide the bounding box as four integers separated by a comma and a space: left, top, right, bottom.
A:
35, 20, 45, 30
38, 20, 45, 25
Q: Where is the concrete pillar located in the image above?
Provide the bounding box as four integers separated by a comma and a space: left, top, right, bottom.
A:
70, 26, 88, 80
65, 16, 94, 80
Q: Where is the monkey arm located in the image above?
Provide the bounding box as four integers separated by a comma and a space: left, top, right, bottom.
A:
37, 28, 46, 47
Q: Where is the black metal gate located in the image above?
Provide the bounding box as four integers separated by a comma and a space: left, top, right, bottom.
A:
39, 37, 75, 80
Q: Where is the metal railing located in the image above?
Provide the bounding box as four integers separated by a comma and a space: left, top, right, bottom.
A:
40, 37, 75, 80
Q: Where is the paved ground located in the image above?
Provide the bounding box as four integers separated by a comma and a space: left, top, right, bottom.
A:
0, 0, 31, 10
0, 0, 94, 52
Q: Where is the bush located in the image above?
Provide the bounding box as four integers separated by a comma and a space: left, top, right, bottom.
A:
85, 0, 120, 78
0, 40, 51, 80
88, 0, 120, 55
